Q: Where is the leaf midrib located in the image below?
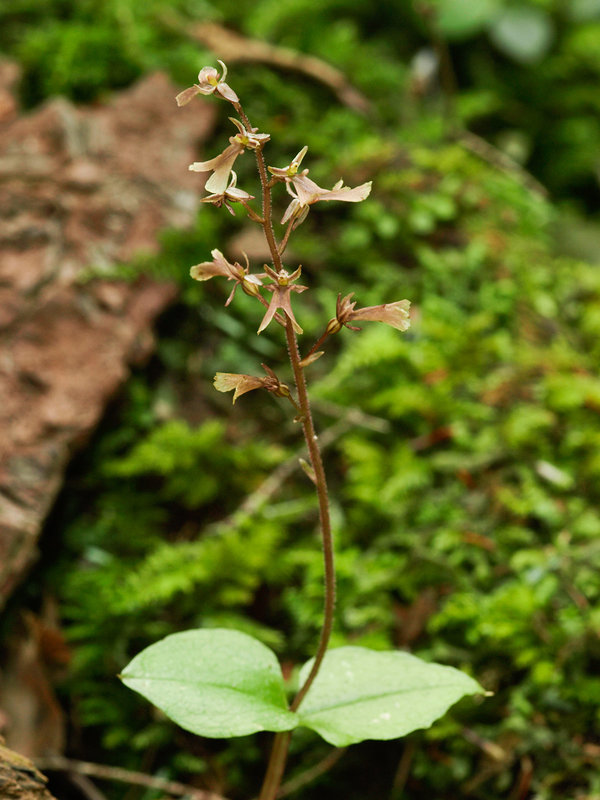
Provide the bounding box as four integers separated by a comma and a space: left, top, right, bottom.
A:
123, 673, 289, 709
299, 682, 473, 716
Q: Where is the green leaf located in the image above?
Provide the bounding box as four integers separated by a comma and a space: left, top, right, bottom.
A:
489, 8, 554, 63
296, 647, 483, 746
120, 629, 297, 738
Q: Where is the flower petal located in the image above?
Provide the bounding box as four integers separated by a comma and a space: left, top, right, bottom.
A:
226, 186, 254, 201
189, 152, 230, 172
257, 293, 280, 334
291, 174, 324, 205
190, 249, 237, 282
190, 263, 221, 281
217, 60, 228, 82
217, 82, 240, 103
175, 86, 201, 107
204, 148, 242, 193
197, 66, 219, 87
352, 300, 411, 331
321, 181, 372, 203
214, 373, 265, 403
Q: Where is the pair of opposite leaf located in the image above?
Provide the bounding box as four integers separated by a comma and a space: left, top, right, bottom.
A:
121, 629, 484, 749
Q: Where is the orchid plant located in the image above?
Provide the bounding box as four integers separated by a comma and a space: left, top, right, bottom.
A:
120, 61, 483, 800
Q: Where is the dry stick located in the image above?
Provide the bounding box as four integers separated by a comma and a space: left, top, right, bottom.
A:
36, 756, 227, 800
67, 773, 109, 800
233, 102, 336, 800
457, 129, 548, 198
207, 408, 387, 546
225, 417, 357, 525
160, 15, 371, 115
277, 748, 346, 798
390, 739, 416, 800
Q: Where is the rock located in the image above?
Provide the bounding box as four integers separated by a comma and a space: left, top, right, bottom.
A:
0, 63, 216, 609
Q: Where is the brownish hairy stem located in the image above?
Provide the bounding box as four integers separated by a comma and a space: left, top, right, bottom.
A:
285, 319, 336, 713
235, 101, 336, 800
234, 104, 283, 274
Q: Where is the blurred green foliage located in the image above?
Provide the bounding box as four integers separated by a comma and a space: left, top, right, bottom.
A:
2, 1, 600, 799
2, 0, 600, 208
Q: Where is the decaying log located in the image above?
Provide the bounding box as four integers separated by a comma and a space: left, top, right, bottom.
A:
0, 741, 58, 800
0, 63, 215, 609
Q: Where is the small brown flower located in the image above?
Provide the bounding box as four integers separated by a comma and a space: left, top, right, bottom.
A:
202, 171, 255, 215
281, 174, 372, 228
258, 266, 307, 335
228, 118, 271, 151
189, 119, 270, 193
268, 146, 308, 179
333, 293, 411, 332
176, 61, 239, 106
190, 249, 262, 305
214, 364, 291, 404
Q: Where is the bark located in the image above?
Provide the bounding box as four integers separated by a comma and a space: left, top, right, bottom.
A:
0, 62, 215, 610
0, 742, 58, 800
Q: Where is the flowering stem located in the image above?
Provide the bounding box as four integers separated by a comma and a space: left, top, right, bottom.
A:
285, 319, 336, 714
235, 100, 336, 800
234, 104, 283, 273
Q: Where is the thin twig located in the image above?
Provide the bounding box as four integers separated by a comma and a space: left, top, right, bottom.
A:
311, 398, 390, 434
221, 411, 383, 529
67, 773, 109, 800
160, 15, 370, 114
458, 129, 547, 198
390, 739, 416, 800
36, 756, 228, 800
277, 748, 346, 797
